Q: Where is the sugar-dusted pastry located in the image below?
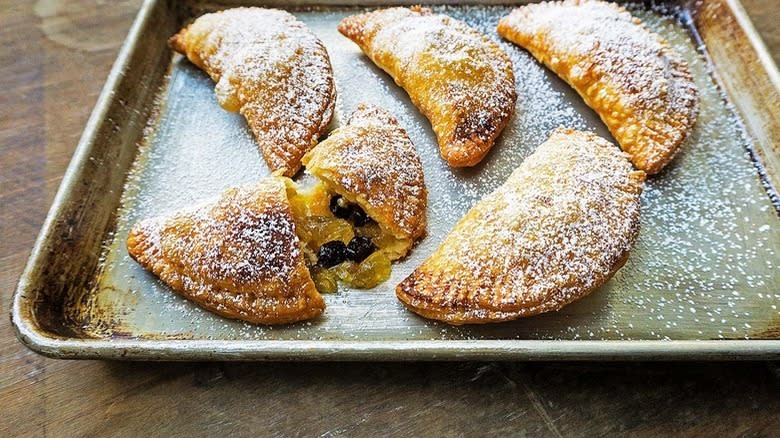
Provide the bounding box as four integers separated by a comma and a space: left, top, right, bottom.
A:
292, 104, 428, 292
302, 103, 427, 259
396, 128, 645, 325
169, 8, 336, 176
338, 7, 516, 168
497, 0, 698, 174
127, 178, 324, 325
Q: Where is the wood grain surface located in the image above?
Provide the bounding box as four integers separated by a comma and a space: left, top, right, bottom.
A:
2, 0, 779, 436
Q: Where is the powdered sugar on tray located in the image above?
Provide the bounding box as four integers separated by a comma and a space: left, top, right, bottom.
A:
84, 5, 778, 342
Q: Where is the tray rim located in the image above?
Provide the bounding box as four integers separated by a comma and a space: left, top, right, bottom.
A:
11, 0, 780, 360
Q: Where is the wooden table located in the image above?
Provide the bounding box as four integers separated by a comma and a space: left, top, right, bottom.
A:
2, 1, 779, 435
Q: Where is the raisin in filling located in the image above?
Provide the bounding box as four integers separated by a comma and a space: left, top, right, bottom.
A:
287, 184, 392, 292
329, 195, 371, 227
346, 236, 375, 262
317, 241, 348, 268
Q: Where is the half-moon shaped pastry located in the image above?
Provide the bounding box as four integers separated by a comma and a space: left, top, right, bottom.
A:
127, 178, 324, 325
338, 7, 516, 168
396, 128, 645, 324
170, 8, 336, 176
302, 103, 427, 260
497, 0, 698, 174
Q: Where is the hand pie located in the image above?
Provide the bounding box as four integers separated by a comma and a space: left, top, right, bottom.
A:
497, 0, 699, 174
288, 104, 427, 293
396, 128, 645, 325
170, 8, 336, 176
127, 178, 324, 324
338, 7, 516, 168
302, 103, 427, 260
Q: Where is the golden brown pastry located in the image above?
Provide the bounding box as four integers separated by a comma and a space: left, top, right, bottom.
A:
497, 0, 699, 174
396, 128, 645, 325
127, 178, 324, 325
170, 7, 336, 176
338, 7, 516, 168
302, 103, 427, 260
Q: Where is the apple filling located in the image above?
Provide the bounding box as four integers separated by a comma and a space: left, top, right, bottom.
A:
285, 180, 407, 293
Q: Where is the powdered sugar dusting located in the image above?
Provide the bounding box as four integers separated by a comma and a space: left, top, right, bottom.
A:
306, 103, 426, 239
156, 184, 301, 283
498, 0, 699, 174
398, 129, 644, 323
338, 6, 516, 166
83, 5, 778, 342
174, 7, 335, 175
126, 179, 322, 324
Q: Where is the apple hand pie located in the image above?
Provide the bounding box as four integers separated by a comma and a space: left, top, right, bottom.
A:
497, 0, 699, 174
338, 7, 516, 168
170, 7, 336, 176
293, 103, 428, 292
127, 178, 325, 325
396, 128, 645, 325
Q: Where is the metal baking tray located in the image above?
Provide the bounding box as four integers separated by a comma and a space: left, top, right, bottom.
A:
11, 0, 780, 360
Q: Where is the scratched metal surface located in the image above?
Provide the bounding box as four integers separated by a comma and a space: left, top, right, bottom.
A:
58, 2, 780, 346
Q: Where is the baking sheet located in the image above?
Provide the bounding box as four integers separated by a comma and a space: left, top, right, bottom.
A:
69, 3, 780, 343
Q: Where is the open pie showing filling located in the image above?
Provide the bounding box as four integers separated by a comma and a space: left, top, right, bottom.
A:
127, 104, 427, 324
294, 103, 428, 293
286, 180, 406, 292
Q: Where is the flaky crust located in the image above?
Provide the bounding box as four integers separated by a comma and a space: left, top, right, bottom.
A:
127, 178, 324, 325
338, 7, 516, 167
302, 104, 427, 253
497, 0, 699, 174
396, 128, 645, 325
169, 7, 336, 176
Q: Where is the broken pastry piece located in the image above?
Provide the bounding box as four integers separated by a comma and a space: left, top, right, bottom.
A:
128, 105, 427, 323
296, 104, 428, 292
127, 178, 325, 325
396, 128, 645, 325
169, 7, 336, 176
497, 0, 699, 174
338, 7, 516, 168
303, 103, 427, 257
